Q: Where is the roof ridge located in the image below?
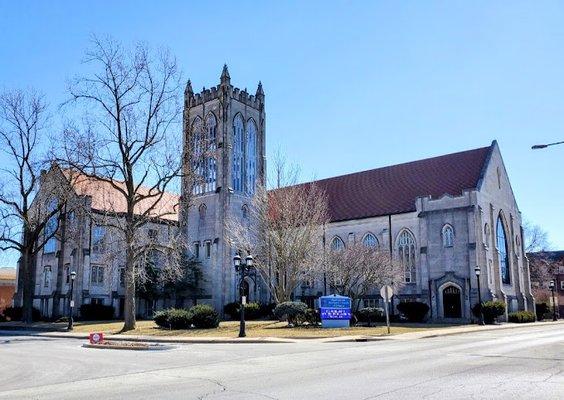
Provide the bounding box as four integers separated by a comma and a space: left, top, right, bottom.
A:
281, 144, 491, 189
64, 169, 180, 197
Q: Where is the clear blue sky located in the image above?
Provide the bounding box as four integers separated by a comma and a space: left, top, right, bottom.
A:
1, 1, 563, 269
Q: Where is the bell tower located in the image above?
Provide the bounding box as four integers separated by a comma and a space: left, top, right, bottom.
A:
180, 65, 266, 311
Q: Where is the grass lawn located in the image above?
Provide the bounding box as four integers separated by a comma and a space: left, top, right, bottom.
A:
66, 320, 455, 338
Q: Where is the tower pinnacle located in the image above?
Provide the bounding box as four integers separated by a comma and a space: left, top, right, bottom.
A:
220, 64, 230, 85
184, 79, 193, 97
256, 81, 264, 97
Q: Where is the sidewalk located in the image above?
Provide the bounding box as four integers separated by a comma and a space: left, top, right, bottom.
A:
1, 320, 562, 344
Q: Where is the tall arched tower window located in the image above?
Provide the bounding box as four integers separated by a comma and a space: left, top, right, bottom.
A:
397, 230, 416, 283
206, 113, 217, 193
496, 215, 510, 284
246, 118, 257, 195
232, 114, 244, 192
191, 117, 204, 195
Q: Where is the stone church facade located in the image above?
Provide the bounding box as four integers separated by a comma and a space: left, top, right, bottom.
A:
183, 67, 534, 321
18, 66, 535, 322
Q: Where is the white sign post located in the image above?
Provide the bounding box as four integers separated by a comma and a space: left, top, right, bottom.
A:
380, 285, 394, 334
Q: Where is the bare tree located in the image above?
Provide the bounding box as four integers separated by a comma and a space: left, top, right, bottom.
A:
528, 252, 560, 301
226, 171, 329, 303
324, 241, 404, 311
0, 89, 75, 323
523, 219, 552, 253
59, 36, 183, 331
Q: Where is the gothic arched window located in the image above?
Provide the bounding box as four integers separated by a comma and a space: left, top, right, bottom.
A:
362, 233, 378, 248
198, 203, 207, 222
330, 236, 345, 252
245, 118, 257, 195
397, 229, 416, 283
43, 199, 58, 253
206, 113, 217, 193
232, 114, 244, 192
442, 224, 454, 247
496, 215, 510, 284
191, 117, 204, 195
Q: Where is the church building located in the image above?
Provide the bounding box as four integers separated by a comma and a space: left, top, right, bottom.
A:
182, 67, 535, 321
20, 66, 535, 322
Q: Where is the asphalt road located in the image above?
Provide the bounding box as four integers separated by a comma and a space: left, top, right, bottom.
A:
1, 324, 563, 400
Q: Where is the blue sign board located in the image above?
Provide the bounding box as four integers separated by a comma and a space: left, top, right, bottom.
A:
319, 295, 352, 328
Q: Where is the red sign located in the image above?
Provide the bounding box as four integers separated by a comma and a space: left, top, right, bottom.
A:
89, 332, 104, 344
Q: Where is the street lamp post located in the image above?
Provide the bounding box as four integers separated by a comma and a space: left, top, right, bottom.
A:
474, 266, 484, 325
234, 254, 254, 338
67, 271, 77, 331
549, 279, 558, 321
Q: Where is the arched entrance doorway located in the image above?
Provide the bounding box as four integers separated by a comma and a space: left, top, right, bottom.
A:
443, 285, 462, 318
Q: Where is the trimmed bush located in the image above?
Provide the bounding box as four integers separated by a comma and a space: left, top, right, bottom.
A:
473, 300, 505, 324
260, 303, 277, 319
223, 302, 240, 320
397, 301, 429, 322
189, 304, 220, 329
303, 308, 320, 326
273, 301, 308, 326
243, 302, 262, 320
79, 304, 115, 320
223, 302, 264, 320
356, 307, 385, 326
153, 308, 192, 329
508, 311, 536, 323
535, 303, 551, 321
3, 306, 41, 322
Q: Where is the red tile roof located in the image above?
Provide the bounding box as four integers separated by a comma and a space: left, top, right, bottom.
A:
285, 144, 493, 222
64, 171, 179, 222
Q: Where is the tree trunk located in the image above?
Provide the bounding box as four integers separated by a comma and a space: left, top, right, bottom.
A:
52, 211, 67, 319
21, 230, 36, 323
122, 230, 136, 331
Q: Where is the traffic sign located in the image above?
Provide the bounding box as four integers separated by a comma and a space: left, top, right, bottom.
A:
380, 285, 393, 302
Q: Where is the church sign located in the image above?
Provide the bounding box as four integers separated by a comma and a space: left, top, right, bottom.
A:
319, 295, 352, 328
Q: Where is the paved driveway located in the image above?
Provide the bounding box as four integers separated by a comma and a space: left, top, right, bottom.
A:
1, 324, 563, 399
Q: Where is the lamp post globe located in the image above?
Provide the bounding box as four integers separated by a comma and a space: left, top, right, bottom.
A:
233, 254, 241, 268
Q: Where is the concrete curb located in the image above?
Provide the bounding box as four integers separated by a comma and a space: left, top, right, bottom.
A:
1, 320, 562, 344
0, 330, 298, 344
82, 342, 174, 351
386, 320, 564, 341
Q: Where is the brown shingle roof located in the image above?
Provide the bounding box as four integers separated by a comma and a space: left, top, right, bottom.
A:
285, 144, 492, 222
65, 172, 179, 222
